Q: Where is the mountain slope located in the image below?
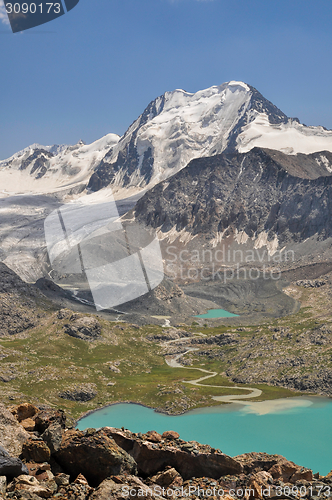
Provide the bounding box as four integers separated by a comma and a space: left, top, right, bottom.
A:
133, 147, 332, 249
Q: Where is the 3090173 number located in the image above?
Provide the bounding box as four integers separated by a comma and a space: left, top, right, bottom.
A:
5, 3, 61, 14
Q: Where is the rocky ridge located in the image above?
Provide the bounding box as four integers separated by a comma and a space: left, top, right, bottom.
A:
0, 264, 49, 337
133, 147, 332, 249
0, 402, 330, 499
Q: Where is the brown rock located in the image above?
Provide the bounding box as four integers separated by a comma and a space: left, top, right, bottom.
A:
248, 479, 263, 499
162, 431, 180, 440
268, 460, 297, 481
74, 473, 90, 485
290, 468, 313, 483
0, 404, 30, 457
7, 474, 52, 498
26, 463, 54, 482
34, 409, 66, 433
12, 404, 38, 423
104, 428, 242, 480
235, 452, 288, 474
150, 467, 183, 487
54, 473, 70, 487
55, 429, 137, 486
21, 439, 51, 463
21, 418, 36, 432
90, 475, 161, 500
144, 431, 162, 443
269, 460, 313, 483
247, 472, 273, 499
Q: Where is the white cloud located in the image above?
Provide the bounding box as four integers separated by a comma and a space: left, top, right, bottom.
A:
0, 0, 10, 26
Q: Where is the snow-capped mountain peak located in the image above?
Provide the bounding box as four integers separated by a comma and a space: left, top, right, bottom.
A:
88, 81, 257, 192
0, 134, 120, 196
90, 80, 328, 193
2, 81, 332, 198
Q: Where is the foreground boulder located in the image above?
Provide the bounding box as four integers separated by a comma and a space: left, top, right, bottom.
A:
0, 447, 28, 480
55, 429, 137, 485
21, 439, 51, 464
10, 404, 37, 423
104, 428, 242, 479
33, 409, 66, 434
41, 424, 63, 454
0, 405, 29, 457
149, 467, 183, 487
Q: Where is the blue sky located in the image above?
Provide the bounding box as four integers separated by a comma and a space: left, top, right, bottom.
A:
1, 0, 332, 159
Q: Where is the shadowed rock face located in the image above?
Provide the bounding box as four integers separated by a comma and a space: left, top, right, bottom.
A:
134, 147, 332, 245
103, 428, 243, 480
55, 429, 137, 486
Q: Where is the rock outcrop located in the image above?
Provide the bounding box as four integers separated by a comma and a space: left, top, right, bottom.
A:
58, 384, 97, 402
64, 316, 101, 341
103, 427, 243, 479
0, 264, 45, 337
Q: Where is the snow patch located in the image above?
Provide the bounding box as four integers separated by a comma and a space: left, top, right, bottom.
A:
235, 230, 249, 245
254, 231, 279, 256
237, 113, 332, 155
157, 226, 197, 245
316, 154, 332, 173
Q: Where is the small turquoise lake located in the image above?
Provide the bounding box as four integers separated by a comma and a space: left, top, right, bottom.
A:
195, 309, 239, 318
77, 398, 332, 475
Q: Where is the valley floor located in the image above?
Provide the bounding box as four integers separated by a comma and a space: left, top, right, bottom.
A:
0, 264, 332, 421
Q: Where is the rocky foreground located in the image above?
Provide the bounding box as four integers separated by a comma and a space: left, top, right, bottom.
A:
0, 403, 331, 499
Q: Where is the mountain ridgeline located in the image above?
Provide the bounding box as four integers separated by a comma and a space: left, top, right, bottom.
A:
3, 80, 332, 197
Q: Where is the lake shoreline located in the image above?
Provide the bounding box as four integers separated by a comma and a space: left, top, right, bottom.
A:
75, 399, 191, 427
75, 396, 332, 474
75, 393, 331, 427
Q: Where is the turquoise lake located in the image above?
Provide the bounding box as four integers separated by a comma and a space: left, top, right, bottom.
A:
77, 398, 332, 475
195, 309, 239, 318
